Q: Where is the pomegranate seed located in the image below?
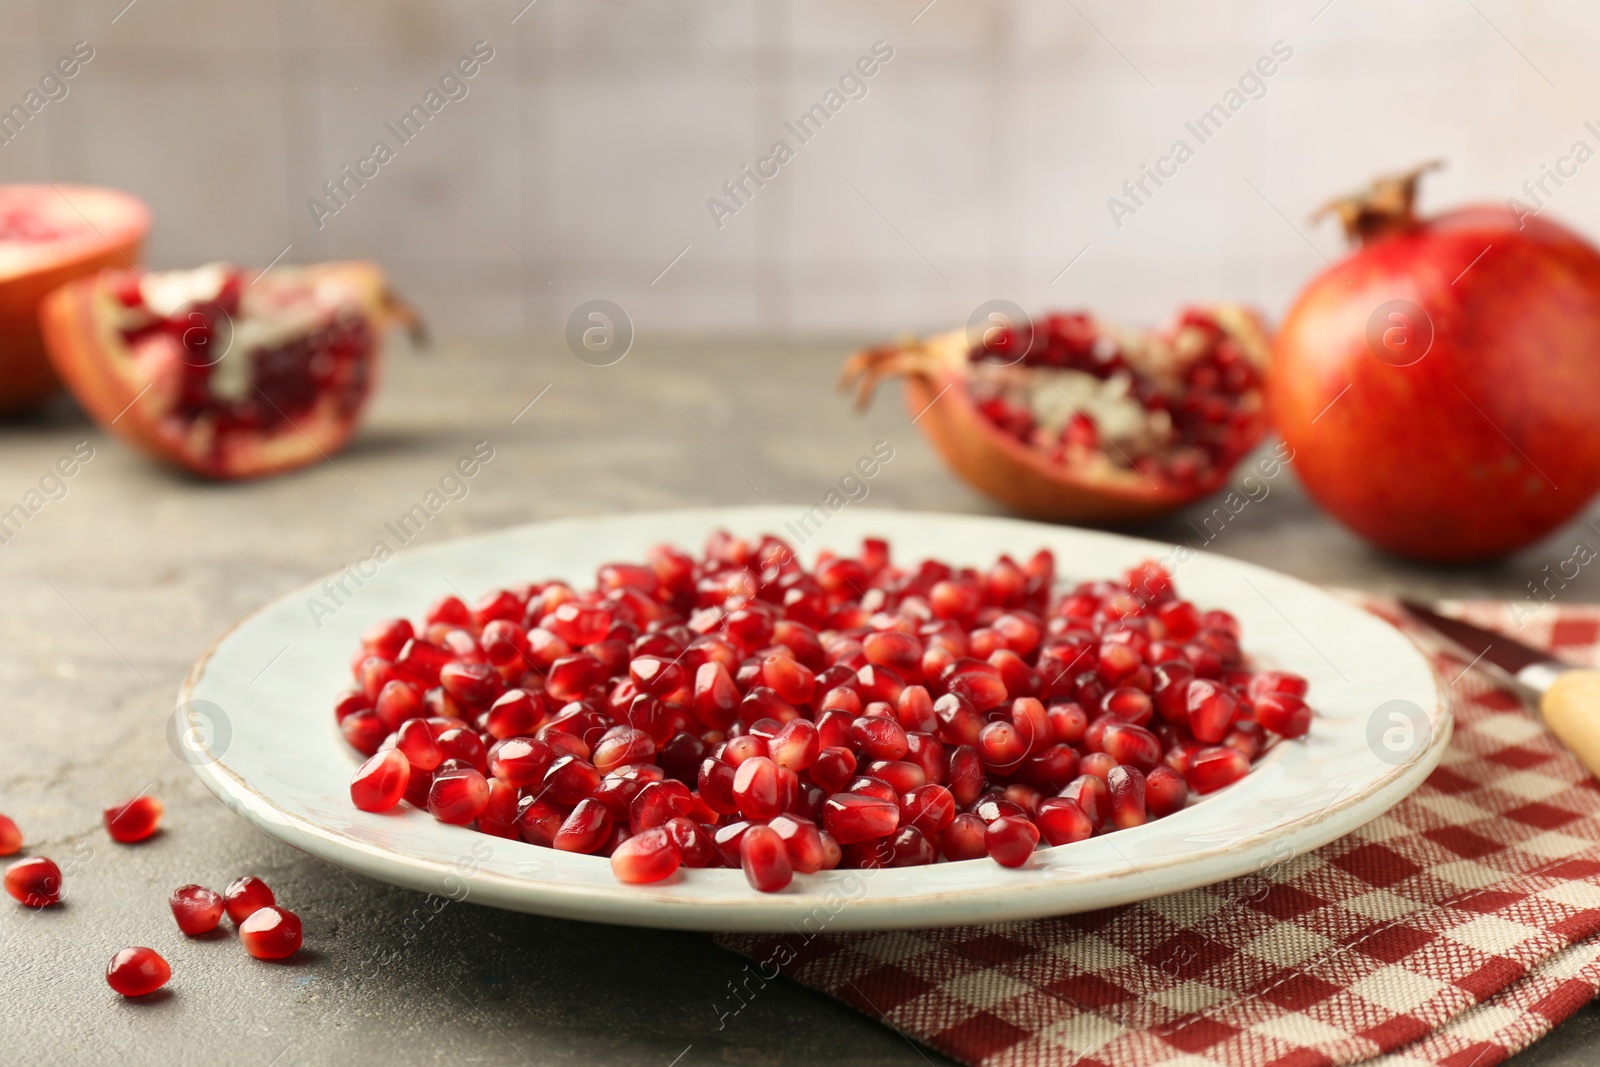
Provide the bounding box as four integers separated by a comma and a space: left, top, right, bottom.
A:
985, 815, 1040, 867
943, 658, 1008, 711
630, 780, 694, 833
739, 825, 793, 892
485, 689, 541, 739
610, 827, 681, 884
1101, 722, 1161, 772
350, 749, 410, 812
1185, 746, 1250, 794
940, 813, 988, 860
946, 744, 984, 806
1185, 679, 1241, 743
810, 746, 857, 793
592, 728, 655, 774
976, 720, 1027, 770
515, 798, 565, 847
664, 816, 722, 868
1061, 775, 1109, 830
104, 795, 163, 843
1107, 765, 1147, 829
848, 775, 897, 803
222, 875, 274, 923
488, 737, 554, 787
543, 755, 601, 805
428, 766, 490, 824
1036, 797, 1095, 846
886, 826, 938, 866
240, 906, 303, 960
1249, 671, 1308, 700
106, 947, 171, 997
769, 718, 820, 772
0, 814, 20, 856
4, 857, 61, 907
1145, 765, 1189, 818
554, 798, 613, 853
341, 710, 387, 756
1255, 692, 1312, 738
363, 617, 415, 660
1019, 744, 1080, 791
1079, 751, 1117, 780
440, 661, 503, 708
901, 784, 956, 836
823, 793, 899, 844
732, 756, 782, 820
769, 814, 827, 873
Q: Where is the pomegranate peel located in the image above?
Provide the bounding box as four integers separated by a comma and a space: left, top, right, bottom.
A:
1273, 162, 1600, 560
840, 305, 1272, 524
40, 260, 420, 479
0, 184, 150, 414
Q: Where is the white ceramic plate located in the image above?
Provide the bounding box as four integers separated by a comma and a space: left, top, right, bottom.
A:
181, 507, 1448, 932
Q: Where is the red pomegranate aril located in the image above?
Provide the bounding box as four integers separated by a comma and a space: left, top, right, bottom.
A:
394, 639, 453, 687
427, 594, 472, 628
901, 784, 957, 836
358, 656, 397, 702
1185, 746, 1250, 794
333, 690, 371, 724
223, 876, 274, 923
696, 757, 739, 814
769, 718, 820, 772
1255, 692, 1312, 738
664, 816, 722, 868
1062, 774, 1109, 830
1009, 697, 1052, 754
985, 815, 1040, 868
1019, 744, 1081, 791
823, 792, 899, 844
629, 655, 686, 697
373, 680, 423, 732
976, 720, 1027, 771
769, 814, 827, 873
1185, 679, 1240, 743
427, 767, 490, 824
945, 744, 984, 806
1223, 720, 1266, 761
436, 728, 489, 775
351, 749, 410, 812
554, 798, 613, 853
869, 759, 926, 794
1152, 662, 1194, 723
848, 775, 897, 804
240, 905, 302, 960
396, 719, 444, 772
740, 825, 793, 893
1101, 687, 1154, 727
439, 661, 503, 708
941, 813, 988, 860
103, 795, 163, 843
170, 883, 228, 937
1079, 751, 1117, 780
943, 658, 1008, 711
364, 617, 415, 661
732, 756, 782, 820
721, 733, 768, 766
1249, 671, 1308, 701
1101, 722, 1162, 773
630, 780, 694, 833
515, 798, 565, 847
489, 737, 554, 787
592, 728, 655, 774
1036, 797, 1095, 846
886, 826, 938, 866
809, 746, 858, 793
610, 827, 681, 884
4, 856, 61, 907
547, 602, 612, 646
541, 755, 600, 805
1145, 765, 1189, 818
0, 814, 20, 856
106, 947, 171, 997
485, 689, 541, 739
1107, 765, 1147, 829
761, 655, 816, 705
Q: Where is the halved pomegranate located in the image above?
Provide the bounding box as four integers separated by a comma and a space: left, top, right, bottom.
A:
841, 306, 1271, 524
40, 261, 418, 479
0, 184, 149, 414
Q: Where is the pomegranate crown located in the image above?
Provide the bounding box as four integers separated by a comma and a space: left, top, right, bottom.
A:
1313, 160, 1443, 244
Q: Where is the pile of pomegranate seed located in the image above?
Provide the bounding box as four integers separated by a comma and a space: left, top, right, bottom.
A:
334, 533, 1313, 892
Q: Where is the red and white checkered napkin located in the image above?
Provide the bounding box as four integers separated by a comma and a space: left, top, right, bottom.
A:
713, 601, 1600, 1067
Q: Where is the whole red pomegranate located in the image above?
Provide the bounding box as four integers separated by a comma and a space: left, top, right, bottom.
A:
1271, 163, 1600, 561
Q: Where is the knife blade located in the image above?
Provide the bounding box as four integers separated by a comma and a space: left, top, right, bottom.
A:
1400, 599, 1600, 780
1399, 600, 1567, 692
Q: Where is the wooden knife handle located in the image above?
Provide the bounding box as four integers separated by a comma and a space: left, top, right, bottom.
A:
1540, 669, 1600, 780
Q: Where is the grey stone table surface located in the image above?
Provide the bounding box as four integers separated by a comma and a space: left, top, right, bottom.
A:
4, 337, 1600, 1067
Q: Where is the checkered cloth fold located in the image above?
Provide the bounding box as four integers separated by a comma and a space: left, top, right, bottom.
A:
713, 600, 1600, 1067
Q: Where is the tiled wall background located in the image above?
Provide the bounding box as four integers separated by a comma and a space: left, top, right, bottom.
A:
2, 0, 1597, 340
